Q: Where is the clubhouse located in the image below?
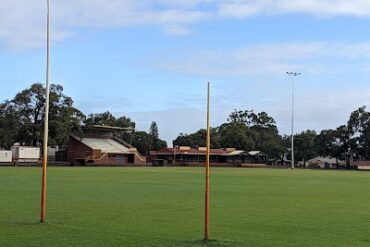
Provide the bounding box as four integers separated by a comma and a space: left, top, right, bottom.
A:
149, 146, 267, 166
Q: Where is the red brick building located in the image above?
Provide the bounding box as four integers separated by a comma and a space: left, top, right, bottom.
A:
57, 125, 146, 166
352, 160, 370, 170
149, 146, 266, 166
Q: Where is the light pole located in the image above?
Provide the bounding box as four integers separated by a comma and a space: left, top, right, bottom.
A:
286, 72, 301, 169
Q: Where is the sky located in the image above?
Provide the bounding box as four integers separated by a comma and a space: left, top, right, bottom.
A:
1, 0, 370, 145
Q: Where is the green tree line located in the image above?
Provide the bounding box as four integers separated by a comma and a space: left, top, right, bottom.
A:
174, 108, 370, 165
0, 83, 167, 155
2, 83, 370, 164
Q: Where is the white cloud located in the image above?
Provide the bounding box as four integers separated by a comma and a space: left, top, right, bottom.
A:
161, 24, 192, 36
274, 89, 370, 135
0, 0, 209, 50
2, 0, 370, 50
217, 0, 370, 18
153, 42, 370, 76
218, 2, 262, 18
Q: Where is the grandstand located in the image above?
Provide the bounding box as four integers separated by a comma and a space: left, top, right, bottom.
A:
56, 126, 146, 166
81, 138, 131, 154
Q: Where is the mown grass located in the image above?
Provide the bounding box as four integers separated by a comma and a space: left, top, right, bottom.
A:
1, 167, 370, 246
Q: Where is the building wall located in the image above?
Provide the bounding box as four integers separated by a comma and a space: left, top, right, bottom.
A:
134, 153, 147, 165
11, 146, 40, 163
0, 151, 12, 163
67, 137, 96, 164
87, 153, 109, 165
358, 165, 370, 170
150, 154, 244, 165
90, 153, 144, 165
353, 161, 370, 170
66, 136, 147, 165
55, 150, 67, 162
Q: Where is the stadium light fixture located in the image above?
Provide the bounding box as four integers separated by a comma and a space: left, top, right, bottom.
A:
40, 0, 51, 223
286, 72, 301, 169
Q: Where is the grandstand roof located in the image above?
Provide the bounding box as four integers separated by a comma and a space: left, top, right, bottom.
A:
80, 138, 132, 154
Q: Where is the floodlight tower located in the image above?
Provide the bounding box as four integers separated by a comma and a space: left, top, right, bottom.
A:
286, 72, 301, 169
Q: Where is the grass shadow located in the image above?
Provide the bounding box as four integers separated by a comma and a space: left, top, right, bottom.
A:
0, 220, 48, 227
186, 239, 241, 247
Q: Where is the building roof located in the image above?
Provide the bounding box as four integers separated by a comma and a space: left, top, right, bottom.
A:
308, 156, 344, 165
82, 125, 133, 132
80, 137, 132, 154
150, 147, 259, 156
151, 147, 226, 155
247, 151, 266, 156
229, 150, 245, 156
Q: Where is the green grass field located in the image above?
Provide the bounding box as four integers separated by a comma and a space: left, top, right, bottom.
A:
1, 167, 370, 247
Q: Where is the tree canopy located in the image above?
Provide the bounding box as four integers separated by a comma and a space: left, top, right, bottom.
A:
2, 83, 370, 166
0, 83, 84, 148
174, 110, 285, 160
173, 106, 370, 166
0, 83, 167, 154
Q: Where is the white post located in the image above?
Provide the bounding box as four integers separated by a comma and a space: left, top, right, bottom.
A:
40, 0, 51, 223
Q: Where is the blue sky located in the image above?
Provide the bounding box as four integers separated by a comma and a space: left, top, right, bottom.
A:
1, 1, 370, 144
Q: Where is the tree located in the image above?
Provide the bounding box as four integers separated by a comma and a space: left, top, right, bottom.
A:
249, 112, 282, 158
85, 111, 137, 144
116, 116, 136, 129
225, 109, 284, 159
172, 109, 285, 161
1, 84, 172, 153
313, 107, 370, 167
173, 128, 221, 148
85, 112, 135, 130
173, 133, 193, 147
347, 106, 370, 160
48, 85, 85, 147
294, 130, 318, 166
220, 123, 256, 150
85, 111, 117, 126
0, 101, 19, 149
130, 130, 167, 155
132, 131, 153, 155
334, 125, 354, 167
0, 83, 85, 148
227, 109, 253, 125
149, 121, 159, 150
148, 121, 167, 151
315, 129, 342, 164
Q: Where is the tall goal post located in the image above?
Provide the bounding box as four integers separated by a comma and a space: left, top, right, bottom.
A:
40, 0, 51, 223
204, 82, 211, 240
